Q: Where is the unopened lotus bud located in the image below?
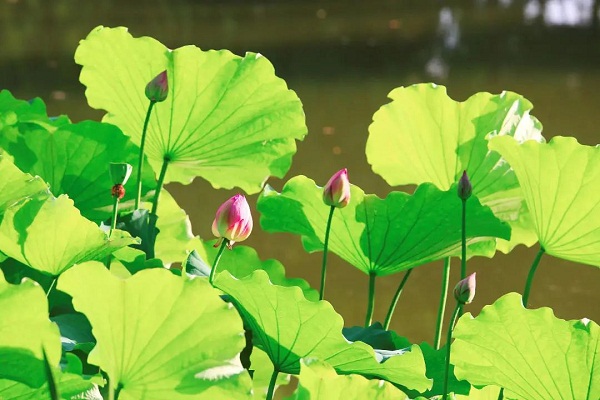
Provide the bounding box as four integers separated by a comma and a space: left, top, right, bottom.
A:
323, 168, 351, 208
145, 70, 168, 102
212, 194, 253, 248
454, 272, 476, 304
457, 170, 472, 200
111, 184, 125, 200
109, 163, 133, 186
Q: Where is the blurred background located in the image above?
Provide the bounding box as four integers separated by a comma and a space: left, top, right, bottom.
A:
0, 0, 598, 344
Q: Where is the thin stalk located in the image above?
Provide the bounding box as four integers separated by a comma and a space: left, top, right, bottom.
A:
498, 388, 505, 400
364, 272, 377, 328
151, 157, 170, 216
46, 277, 57, 298
209, 240, 229, 285
522, 247, 545, 307
442, 302, 463, 400
108, 376, 115, 400
109, 195, 119, 238
461, 198, 467, 280
383, 268, 413, 330
434, 257, 452, 350
265, 369, 279, 400
319, 205, 336, 300
135, 100, 156, 209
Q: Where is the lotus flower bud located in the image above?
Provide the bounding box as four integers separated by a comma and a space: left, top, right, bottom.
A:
454, 272, 476, 304
457, 170, 472, 201
109, 163, 133, 186
212, 194, 253, 248
323, 168, 351, 208
145, 70, 168, 102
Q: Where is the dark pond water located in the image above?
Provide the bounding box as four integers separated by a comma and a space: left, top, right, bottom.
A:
1, 0, 599, 344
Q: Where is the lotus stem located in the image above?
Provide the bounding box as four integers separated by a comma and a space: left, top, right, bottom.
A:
319, 205, 336, 300
442, 302, 463, 400
266, 369, 279, 400
364, 272, 377, 327
522, 247, 545, 307
42, 346, 60, 400
151, 157, 170, 216
209, 239, 229, 285
383, 268, 413, 330
434, 257, 452, 350
461, 199, 467, 280
135, 100, 156, 209
46, 277, 57, 298
498, 388, 505, 400
109, 195, 119, 238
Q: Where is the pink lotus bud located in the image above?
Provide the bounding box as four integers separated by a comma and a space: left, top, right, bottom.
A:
454, 272, 476, 304
211, 194, 253, 247
457, 170, 472, 201
145, 70, 168, 102
323, 168, 351, 208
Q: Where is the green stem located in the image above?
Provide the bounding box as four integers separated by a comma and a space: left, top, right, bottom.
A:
109, 196, 119, 238
135, 100, 155, 209
498, 388, 505, 400
522, 247, 545, 307
383, 268, 413, 330
265, 369, 279, 400
108, 376, 115, 400
151, 157, 170, 216
209, 240, 228, 285
364, 272, 377, 328
442, 302, 463, 400
46, 277, 56, 298
461, 198, 467, 280
319, 206, 336, 300
434, 257, 452, 350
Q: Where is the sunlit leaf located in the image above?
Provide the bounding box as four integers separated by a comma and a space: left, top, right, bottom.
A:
489, 136, 600, 267
76, 26, 307, 192
0, 89, 69, 132
452, 292, 600, 400
0, 154, 49, 213
0, 195, 136, 276
286, 359, 410, 400
196, 241, 318, 301
257, 176, 509, 276
215, 270, 431, 391
0, 270, 60, 387
0, 118, 156, 222
58, 261, 253, 399
366, 83, 543, 251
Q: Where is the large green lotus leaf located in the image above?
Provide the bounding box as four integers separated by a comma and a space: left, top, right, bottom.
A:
215, 270, 431, 391
58, 261, 253, 400
489, 136, 600, 267
0, 119, 157, 222
286, 359, 410, 400
366, 83, 543, 251
0, 373, 96, 400
456, 386, 502, 400
452, 292, 600, 400
0, 154, 50, 213
199, 240, 318, 301
0, 89, 70, 132
257, 176, 510, 276
0, 195, 136, 276
0, 270, 61, 388
76, 26, 307, 192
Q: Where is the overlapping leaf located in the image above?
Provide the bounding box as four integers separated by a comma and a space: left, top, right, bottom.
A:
257, 176, 510, 276
215, 270, 431, 391
76, 26, 307, 192
452, 292, 600, 400
0, 118, 156, 222
366, 83, 543, 251
0, 154, 49, 213
194, 241, 318, 301
0, 90, 69, 132
489, 136, 600, 267
286, 360, 410, 400
0, 270, 61, 388
58, 261, 253, 399
0, 195, 136, 276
